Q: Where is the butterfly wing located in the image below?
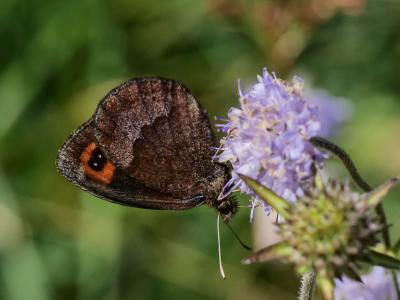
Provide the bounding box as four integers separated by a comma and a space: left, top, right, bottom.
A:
56, 119, 205, 209
93, 77, 229, 205
56, 77, 229, 210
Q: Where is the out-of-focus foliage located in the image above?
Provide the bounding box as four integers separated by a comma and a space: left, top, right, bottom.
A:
0, 0, 399, 299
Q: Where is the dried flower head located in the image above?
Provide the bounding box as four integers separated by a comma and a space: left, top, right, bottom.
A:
215, 69, 327, 214
241, 174, 399, 300
279, 179, 381, 275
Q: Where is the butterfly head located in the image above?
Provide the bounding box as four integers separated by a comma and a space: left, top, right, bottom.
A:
216, 196, 238, 223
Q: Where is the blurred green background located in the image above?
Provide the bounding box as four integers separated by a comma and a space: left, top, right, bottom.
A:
1, 0, 400, 299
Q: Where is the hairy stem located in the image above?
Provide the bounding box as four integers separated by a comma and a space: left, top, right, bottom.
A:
299, 272, 316, 300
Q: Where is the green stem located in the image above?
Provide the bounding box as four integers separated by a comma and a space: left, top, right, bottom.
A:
310, 136, 400, 299
392, 272, 400, 300
298, 272, 316, 300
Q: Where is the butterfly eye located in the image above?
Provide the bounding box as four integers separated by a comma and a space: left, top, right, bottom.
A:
80, 143, 116, 185
88, 148, 107, 171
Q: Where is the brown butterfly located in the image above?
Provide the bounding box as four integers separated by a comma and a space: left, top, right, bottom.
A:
56, 77, 237, 221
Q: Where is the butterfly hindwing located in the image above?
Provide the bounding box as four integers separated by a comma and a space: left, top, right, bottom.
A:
56, 119, 206, 209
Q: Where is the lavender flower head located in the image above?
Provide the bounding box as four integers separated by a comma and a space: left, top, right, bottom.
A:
335, 267, 399, 300
215, 69, 327, 214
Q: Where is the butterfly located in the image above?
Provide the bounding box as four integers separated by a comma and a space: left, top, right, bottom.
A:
56, 77, 237, 221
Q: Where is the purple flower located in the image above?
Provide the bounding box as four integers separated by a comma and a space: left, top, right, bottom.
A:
305, 89, 353, 137
215, 69, 327, 214
335, 267, 399, 300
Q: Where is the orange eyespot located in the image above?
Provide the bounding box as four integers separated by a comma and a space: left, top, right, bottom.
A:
80, 142, 116, 185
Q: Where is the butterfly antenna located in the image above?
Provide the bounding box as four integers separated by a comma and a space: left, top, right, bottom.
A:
225, 222, 252, 250
217, 214, 226, 279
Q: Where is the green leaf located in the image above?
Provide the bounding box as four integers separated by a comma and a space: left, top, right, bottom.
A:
314, 172, 324, 191
238, 174, 290, 218
342, 266, 362, 283
365, 247, 400, 270
316, 274, 334, 300
367, 176, 399, 207
393, 238, 400, 254
241, 242, 291, 265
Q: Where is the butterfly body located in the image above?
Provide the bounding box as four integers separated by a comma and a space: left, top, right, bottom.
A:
56, 77, 236, 221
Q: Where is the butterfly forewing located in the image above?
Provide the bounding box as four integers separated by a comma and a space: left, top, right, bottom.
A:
94, 78, 228, 203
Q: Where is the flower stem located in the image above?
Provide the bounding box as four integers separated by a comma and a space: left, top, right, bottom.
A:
392, 271, 400, 300
311, 136, 400, 299
310, 137, 371, 191
299, 272, 316, 300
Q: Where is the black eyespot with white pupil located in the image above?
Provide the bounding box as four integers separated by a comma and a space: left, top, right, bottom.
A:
88, 148, 107, 171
